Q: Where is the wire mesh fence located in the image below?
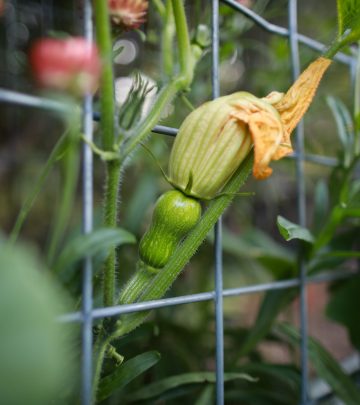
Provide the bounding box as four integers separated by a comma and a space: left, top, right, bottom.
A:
0, 1, 358, 405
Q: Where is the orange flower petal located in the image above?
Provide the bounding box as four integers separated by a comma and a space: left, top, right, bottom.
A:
230, 96, 285, 180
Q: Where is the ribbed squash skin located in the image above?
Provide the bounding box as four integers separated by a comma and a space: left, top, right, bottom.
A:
139, 190, 201, 269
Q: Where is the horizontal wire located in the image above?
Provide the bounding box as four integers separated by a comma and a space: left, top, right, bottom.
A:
221, 0, 354, 66
0, 89, 339, 167
0, 88, 73, 113
58, 268, 357, 323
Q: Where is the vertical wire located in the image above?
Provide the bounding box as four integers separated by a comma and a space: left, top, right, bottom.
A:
212, 1, 224, 404
288, 0, 308, 403
82, 1, 94, 404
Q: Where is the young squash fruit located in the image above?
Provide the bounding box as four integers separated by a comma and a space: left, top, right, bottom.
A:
139, 190, 201, 269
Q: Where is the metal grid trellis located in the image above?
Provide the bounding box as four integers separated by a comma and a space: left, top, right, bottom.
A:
0, 1, 358, 405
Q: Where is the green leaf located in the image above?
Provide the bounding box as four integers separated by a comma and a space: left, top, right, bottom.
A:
0, 243, 76, 405
325, 0, 360, 58
97, 351, 161, 401
326, 275, 360, 350
276, 323, 360, 405
277, 216, 314, 244
127, 372, 256, 402
54, 227, 136, 274
337, 0, 360, 39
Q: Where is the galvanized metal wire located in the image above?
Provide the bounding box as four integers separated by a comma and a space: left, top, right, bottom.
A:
1, 1, 358, 404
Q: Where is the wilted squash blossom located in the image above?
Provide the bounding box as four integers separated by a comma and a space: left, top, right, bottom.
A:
139, 57, 331, 270
168, 57, 331, 200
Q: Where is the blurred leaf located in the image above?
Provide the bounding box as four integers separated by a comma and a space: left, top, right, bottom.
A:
97, 351, 161, 401
195, 385, 214, 405
225, 362, 301, 404
241, 363, 300, 391
313, 180, 330, 233
54, 227, 136, 276
209, 228, 295, 277
10, 133, 69, 244
276, 323, 360, 405
277, 216, 314, 244
127, 372, 256, 402
313, 206, 345, 251
326, 275, 360, 350
225, 388, 298, 405
238, 288, 297, 357
308, 227, 360, 273
0, 243, 76, 405
326, 96, 354, 166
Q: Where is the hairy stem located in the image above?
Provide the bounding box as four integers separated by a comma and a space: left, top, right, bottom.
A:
103, 161, 122, 306
114, 155, 254, 338
119, 261, 159, 304
94, 0, 119, 306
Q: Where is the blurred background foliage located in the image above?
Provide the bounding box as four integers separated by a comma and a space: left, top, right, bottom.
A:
0, 0, 359, 404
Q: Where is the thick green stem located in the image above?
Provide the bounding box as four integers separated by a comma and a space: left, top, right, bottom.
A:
162, 0, 175, 77
119, 261, 158, 304
103, 160, 122, 307
171, 0, 193, 86
113, 154, 254, 338
92, 334, 112, 402
94, 0, 116, 151
94, 0, 119, 306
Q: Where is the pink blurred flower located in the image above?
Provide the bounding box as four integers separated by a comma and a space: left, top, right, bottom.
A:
30, 37, 101, 96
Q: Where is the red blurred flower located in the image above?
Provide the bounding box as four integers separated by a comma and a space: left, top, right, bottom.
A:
30, 37, 101, 96
108, 0, 148, 30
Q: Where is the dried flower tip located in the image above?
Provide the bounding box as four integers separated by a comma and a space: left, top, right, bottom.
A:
272, 57, 332, 154
109, 0, 148, 30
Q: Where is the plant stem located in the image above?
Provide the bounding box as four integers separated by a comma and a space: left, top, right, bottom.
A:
114, 154, 254, 338
162, 0, 175, 77
171, 0, 193, 86
103, 161, 122, 307
94, 0, 118, 306
92, 333, 112, 401
94, 0, 116, 151
119, 261, 159, 304
121, 0, 194, 159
